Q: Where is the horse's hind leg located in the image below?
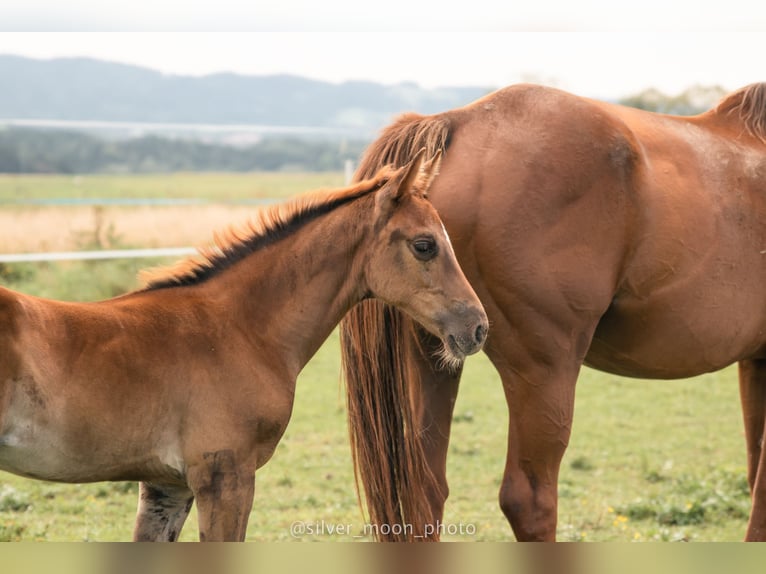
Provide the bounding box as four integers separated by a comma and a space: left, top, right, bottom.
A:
133, 482, 194, 542
738, 359, 766, 540
480, 306, 587, 541
491, 358, 579, 541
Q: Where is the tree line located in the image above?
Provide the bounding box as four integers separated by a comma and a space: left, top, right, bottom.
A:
0, 84, 728, 174
0, 129, 368, 173
617, 84, 727, 115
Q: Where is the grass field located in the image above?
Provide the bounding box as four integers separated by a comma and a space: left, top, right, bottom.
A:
0, 172, 346, 203
0, 173, 752, 542
0, 172, 346, 253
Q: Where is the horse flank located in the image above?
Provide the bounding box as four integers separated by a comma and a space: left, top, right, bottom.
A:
141, 167, 398, 290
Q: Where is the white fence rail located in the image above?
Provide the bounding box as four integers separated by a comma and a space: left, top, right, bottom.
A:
0, 247, 197, 264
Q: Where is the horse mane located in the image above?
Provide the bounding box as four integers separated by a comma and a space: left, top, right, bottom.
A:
715, 82, 766, 143
341, 112, 454, 541
142, 167, 397, 290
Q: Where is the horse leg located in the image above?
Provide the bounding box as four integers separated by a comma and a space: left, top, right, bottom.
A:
409, 327, 463, 531
187, 450, 255, 542
479, 307, 583, 542
493, 358, 578, 541
739, 358, 766, 540
132, 482, 194, 541
495, 365, 577, 540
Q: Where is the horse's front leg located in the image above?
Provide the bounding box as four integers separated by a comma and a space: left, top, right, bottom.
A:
133, 482, 194, 541
187, 450, 256, 542
739, 358, 766, 540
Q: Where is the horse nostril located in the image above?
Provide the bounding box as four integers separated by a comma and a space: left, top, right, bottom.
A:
475, 323, 488, 344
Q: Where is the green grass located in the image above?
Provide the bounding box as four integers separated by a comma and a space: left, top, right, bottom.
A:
0, 172, 346, 203
0, 257, 751, 542
0, 173, 753, 542
557, 368, 747, 542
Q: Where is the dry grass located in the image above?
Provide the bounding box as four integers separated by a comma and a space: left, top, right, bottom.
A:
0, 205, 260, 253
0, 171, 346, 254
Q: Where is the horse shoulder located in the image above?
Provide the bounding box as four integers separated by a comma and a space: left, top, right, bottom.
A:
0, 287, 25, 352
0, 288, 27, 438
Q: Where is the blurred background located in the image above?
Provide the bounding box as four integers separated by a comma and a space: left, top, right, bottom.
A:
1, 29, 763, 269
0, 31, 763, 177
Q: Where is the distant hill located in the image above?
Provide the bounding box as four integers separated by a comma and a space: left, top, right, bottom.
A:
0, 55, 493, 135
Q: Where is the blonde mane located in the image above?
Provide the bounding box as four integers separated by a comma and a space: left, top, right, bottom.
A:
715, 82, 766, 142
142, 166, 397, 290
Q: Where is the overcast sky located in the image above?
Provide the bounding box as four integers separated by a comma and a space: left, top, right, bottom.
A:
1, 1, 764, 100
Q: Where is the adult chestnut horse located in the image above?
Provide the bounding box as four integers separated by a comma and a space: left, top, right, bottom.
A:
341, 83, 766, 541
0, 152, 488, 541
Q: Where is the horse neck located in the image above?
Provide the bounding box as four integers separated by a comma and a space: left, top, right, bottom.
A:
209, 198, 372, 378
692, 108, 766, 149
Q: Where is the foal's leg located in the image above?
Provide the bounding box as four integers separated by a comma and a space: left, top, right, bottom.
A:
187, 450, 256, 542
133, 482, 194, 541
738, 359, 766, 540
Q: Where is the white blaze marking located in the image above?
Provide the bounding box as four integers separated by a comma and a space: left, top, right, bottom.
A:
441, 223, 456, 255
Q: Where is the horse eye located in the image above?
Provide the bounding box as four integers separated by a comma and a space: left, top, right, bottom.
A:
410, 237, 438, 261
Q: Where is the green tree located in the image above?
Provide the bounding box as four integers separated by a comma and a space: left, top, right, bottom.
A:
619, 84, 728, 115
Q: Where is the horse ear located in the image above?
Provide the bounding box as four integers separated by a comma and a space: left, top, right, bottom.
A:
419, 149, 443, 192
374, 148, 440, 225
374, 148, 426, 221
392, 148, 428, 200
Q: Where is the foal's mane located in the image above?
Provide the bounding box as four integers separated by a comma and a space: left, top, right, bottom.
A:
142, 167, 396, 290
715, 82, 766, 142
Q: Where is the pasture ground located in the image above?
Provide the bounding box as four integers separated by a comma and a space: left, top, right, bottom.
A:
0, 173, 751, 542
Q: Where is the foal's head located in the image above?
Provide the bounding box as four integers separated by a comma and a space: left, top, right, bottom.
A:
365, 150, 488, 364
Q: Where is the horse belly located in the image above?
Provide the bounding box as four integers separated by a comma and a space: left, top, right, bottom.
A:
0, 421, 107, 482
0, 406, 185, 484
0, 436, 91, 482
588, 177, 766, 379
587, 287, 766, 379
0, 438, 185, 484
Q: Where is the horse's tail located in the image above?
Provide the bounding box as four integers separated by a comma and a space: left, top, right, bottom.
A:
340, 112, 452, 541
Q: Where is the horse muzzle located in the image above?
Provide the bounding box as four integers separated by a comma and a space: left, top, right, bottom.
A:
442, 307, 488, 360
